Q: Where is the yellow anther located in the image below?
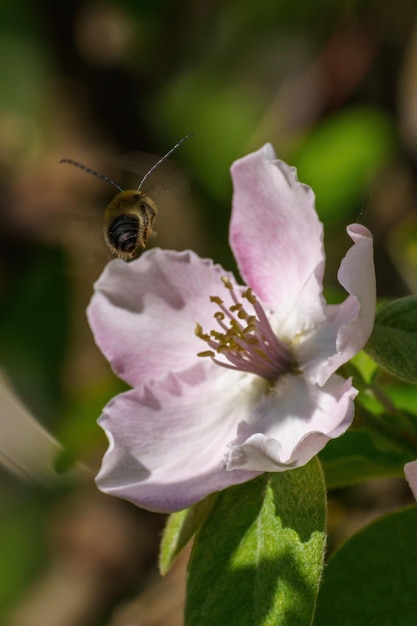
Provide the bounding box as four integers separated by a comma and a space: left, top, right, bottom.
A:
195, 323, 210, 341
195, 276, 293, 381
243, 288, 256, 304
230, 319, 242, 332
221, 276, 233, 289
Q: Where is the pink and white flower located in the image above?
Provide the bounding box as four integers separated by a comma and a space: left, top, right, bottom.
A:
87, 144, 376, 513
405, 460, 417, 500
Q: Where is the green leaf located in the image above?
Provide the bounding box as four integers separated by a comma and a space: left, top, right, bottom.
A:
365, 296, 417, 384
314, 506, 417, 626
159, 493, 217, 575
185, 458, 327, 626
320, 429, 410, 489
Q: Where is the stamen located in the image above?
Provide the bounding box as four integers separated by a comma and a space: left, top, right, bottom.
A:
195, 278, 294, 381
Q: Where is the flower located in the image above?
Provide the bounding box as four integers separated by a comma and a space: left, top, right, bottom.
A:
405, 460, 417, 500
87, 144, 376, 513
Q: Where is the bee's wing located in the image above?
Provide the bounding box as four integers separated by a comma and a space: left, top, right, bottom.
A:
118, 150, 187, 194
117, 151, 199, 251
40, 209, 114, 271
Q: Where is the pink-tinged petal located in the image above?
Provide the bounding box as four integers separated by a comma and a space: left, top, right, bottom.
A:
230, 144, 326, 329
225, 373, 356, 471
297, 224, 376, 386
87, 248, 239, 388
405, 460, 417, 501
95, 363, 261, 513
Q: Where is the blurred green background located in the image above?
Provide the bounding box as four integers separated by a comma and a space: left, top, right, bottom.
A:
1, 1, 417, 624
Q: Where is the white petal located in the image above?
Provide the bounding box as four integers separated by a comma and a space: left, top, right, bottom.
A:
95, 363, 261, 512
230, 144, 326, 331
296, 224, 376, 386
225, 373, 356, 472
87, 248, 239, 387
405, 460, 417, 501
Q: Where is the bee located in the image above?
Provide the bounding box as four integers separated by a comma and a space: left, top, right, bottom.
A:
60, 133, 193, 261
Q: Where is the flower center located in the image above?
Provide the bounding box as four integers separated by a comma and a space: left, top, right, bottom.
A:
195, 277, 295, 382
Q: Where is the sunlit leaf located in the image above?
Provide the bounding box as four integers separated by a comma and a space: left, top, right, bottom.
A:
186, 459, 326, 626
159, 493, 217, 575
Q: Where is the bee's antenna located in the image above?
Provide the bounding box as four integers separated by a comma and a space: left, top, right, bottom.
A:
137, 133, 193, 192
59, 158, 124, 193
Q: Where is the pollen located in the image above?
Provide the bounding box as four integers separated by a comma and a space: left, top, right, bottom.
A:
195, 277, 294, 381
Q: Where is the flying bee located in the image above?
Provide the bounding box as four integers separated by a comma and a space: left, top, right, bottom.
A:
60, 133, 193, 261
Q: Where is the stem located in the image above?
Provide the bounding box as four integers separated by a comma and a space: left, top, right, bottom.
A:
371, 368, 405, 411
343, 362, 417, 457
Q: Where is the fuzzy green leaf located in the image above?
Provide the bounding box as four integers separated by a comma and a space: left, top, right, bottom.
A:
159, 493, 217, 575
315, 506, 417, 625
185, 458, 327, 626
365, 296, 417, 383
